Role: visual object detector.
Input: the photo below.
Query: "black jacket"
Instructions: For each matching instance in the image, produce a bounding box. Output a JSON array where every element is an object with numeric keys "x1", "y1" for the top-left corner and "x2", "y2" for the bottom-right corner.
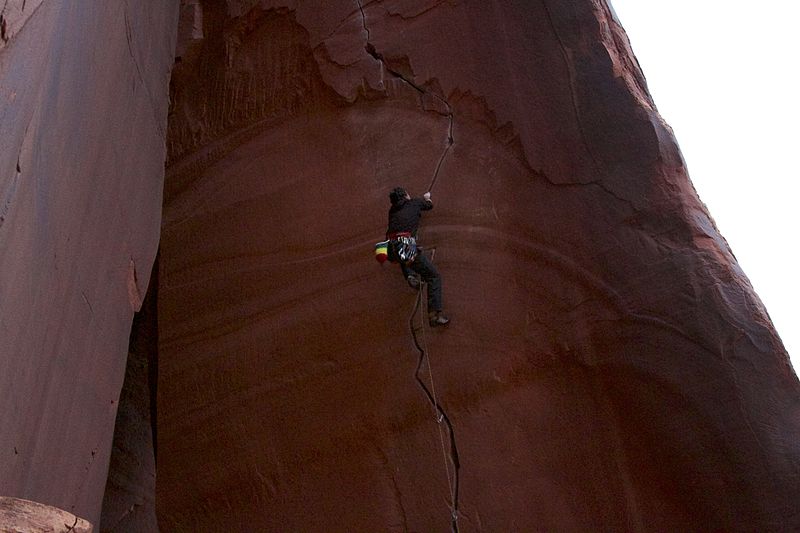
[{"x1": 386, "y1": 197, "x2": 433, "y2": 237}]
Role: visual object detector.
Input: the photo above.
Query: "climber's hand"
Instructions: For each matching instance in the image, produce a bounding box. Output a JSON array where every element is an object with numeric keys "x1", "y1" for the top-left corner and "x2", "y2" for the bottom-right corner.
[{"x1": 423, "y1": 191, "x2": 431, "y2": 201}]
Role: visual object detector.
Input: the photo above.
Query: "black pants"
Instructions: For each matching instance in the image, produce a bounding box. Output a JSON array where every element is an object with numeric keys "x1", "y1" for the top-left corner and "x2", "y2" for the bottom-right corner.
[{"x1": 400, "y1": 251, "x2": 443, "y2": 312}]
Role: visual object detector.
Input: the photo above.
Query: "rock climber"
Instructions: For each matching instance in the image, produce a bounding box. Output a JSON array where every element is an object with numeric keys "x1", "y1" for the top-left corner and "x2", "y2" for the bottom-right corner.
[{"x1": 386, "y1": 186, "x2": 450, "y2": 327}]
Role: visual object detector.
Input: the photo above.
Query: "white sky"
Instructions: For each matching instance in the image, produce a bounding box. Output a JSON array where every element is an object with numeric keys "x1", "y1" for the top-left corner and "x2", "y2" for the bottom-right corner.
[{"x1": 609, "y1": 1, "x2": 799, "y2": 370}]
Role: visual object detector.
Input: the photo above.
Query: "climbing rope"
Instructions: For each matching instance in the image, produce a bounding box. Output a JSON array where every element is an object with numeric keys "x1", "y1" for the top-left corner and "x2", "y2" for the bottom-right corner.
[
  {"x1": 360, "y1": 0, "x2": 457, "y2": 523},
  {"x1": 408, "y1": 249, "x2": 460, "y2": 531},
  {"x1": 427, "y1": 103, "x2": 454, "y2": 194},
  {"x1": 419, "y1": 294, "x2": 457, "y2": 524},
  {"x1": 418, "y1": 250, "x2": 443, "y2": 422}
]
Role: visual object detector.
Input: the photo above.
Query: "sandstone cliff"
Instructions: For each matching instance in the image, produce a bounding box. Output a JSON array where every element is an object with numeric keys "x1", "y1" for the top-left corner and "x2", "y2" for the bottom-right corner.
[
  {"x1": 157, "y1": 1, "x2": 799, "y2": 531},
  {"x1": 0, "y1": 0, "x2": 178, "y2": 526},
  {"x1": 1, "y1": 1, "x2": 798, "y2": 532}
]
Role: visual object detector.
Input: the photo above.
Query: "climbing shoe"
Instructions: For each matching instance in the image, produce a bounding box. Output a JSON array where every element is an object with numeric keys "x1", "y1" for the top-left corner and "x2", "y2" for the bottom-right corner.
[
  {"x1": 429, "y1": 311, "x2": 450, "y2": 327},
  {"x1": 407, "y1": 274, "x2": 421, "y2": 290}
]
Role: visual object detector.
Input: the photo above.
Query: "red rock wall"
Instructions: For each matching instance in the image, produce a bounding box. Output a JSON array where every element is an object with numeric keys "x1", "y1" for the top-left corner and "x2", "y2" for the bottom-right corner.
[
  {"x1": 0, "y1": 1, "x2": 178, "y2": 526},
  {"x1": 157, "y1": 1, "x2": 800, "y2": 531},
  {"x1": 100, "y1": 265, "x2": 159, "y2": 533}
]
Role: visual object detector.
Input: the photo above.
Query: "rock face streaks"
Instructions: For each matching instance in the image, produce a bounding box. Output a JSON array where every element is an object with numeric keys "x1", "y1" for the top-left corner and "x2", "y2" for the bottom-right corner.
[
  {"x1": 1, "y1": 0, "x2": 797, "y2": 531},
  {"x1": 0, "y1": 0, "x2": 178, "y2": 527},
  {"x1": 99, "y1": 269, "x2": 160, "y2": 533},
  {"x1": 0, "y1": 1, "x2": 45, "y2": 52},
  {"x1": 158, "y1": 1, "x2": 799, "y2": 531}
]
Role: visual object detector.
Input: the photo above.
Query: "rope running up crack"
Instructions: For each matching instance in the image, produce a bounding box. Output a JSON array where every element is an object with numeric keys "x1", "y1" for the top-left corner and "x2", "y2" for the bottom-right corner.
[
  {"x1": 408, "y1": 249, "x2": 461, "y2": 533},
  {"x1": 355, "y1": 2, "x2": 460, "y2": 527}
]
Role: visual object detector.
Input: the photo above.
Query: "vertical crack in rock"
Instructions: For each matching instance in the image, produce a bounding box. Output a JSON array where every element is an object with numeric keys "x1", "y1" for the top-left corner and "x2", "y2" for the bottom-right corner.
[
  {"x1": 357, "y1": 2, "x2": 460, "y2": 528},
  {"x1": 355, "y1": 0, "x2": 370, "y2": 42},
  {"x1": 409, "y1": 286, "x2": 461, "y2": 532},
  {"x1": 539, "y1": 0, "x2": 603, "y2": 178},
  {"x1": 80, "y1": 291, "x2": 94, "y2": 316},
  {"x1": 538, "y1": 0, "x2": 639, "y2": 212},
  {"x1": 356, "y1": 0, "x2": 455, "y2": 192},
  {"x1": 0, "y1": 161, "x2": 20, "y2": 228},
  {"x1": 429, "y1": 101, "x2": 454, "y2": 192},
  {"x1": 536, "y1": 1, "x2": 640, "y2": 215},
  {"x1": 2, "y1": 107, "x2": 36, "y2": 229},
  {"x1": 122, "y1": 0, "x2": 166, "y2": 139}
]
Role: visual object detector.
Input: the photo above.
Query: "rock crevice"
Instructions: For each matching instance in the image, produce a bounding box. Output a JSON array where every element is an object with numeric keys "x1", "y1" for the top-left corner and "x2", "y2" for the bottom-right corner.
[
  {"x1": 408, "y1": 282, "x2": 461, "y2": 532},
  {"x1": 356, "y1": 0, "x2": 454, "y2": 193}
]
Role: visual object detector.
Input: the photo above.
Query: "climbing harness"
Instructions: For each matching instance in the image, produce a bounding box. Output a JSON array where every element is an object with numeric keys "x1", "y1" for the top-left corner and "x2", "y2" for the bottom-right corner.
[
  {"x1": 375, "y1": 232, "x2": 420, "y2": 265},
  {"x1": 387, "y1": 231, "x2": 419, "y2": 264},
  {"x1": 394, "y1": 235, "x2": 418, "y2": 264}
]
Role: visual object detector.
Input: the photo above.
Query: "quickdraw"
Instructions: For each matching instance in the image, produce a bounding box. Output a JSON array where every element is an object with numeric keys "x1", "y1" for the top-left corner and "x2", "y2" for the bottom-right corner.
[{"x1": 392, "y1": 235, "x2": 418, "y2": 264}]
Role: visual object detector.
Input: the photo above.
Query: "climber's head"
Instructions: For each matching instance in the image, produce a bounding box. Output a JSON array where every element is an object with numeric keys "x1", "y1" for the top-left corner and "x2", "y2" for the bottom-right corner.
[{"x1": 389, "y1": 186, "x2": 410, "y2": 206}]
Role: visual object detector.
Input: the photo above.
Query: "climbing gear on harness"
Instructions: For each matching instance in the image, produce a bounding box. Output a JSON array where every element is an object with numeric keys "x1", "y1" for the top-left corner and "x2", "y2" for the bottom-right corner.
[
  {"x1": 374, "y1": 240, "x2": 389, "y2": 263},
  {"x1": 387, "y1": 231, "x2": 418, "y2": 264},
  {"x1": 407, "y1": 274, "x2": 421, "y2": 289},
  {"x1": 395, "y1": 235, "x2": 418, "y2": 263}
]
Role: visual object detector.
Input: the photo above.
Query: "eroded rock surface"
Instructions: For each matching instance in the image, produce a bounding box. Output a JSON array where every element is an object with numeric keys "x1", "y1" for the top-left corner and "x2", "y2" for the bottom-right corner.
[
  {"x1": 0, "y1": 1, "x2": 45, "y2": 52},
  {"x1": 158, "y1": 1, "x2": 799, "y2": 531},
  {"x1": 0, "y1": 497, "x2": 92, "y2": 533},
  {"x1": 1, "y1": 0, "x2": 797, "y2": 531}
]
